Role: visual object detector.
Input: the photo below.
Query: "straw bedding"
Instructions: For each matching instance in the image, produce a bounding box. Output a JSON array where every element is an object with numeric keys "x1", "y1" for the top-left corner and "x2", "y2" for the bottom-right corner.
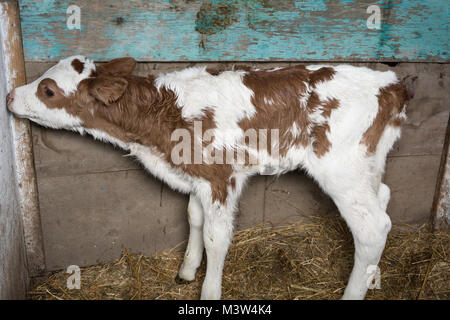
[{"x1": 29, "y1": 215, "x2": 449, "y2": 300}]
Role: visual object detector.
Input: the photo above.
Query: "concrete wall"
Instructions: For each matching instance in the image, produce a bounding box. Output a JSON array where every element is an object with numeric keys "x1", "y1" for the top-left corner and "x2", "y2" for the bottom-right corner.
[
  {"x1": 24, "y1": 61, "x2": 449, "y2": 272},
  {"x1": 0, "y1": 1, "x2": 28, "y2": 298}
]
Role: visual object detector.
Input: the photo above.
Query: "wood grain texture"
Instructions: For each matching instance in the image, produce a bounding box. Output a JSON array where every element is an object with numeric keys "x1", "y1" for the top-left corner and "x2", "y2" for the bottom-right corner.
[
  {"x1": 1, "y1": 0, "x2": 45, "y2": 278},
  {"x1": 432, "y1": 114, "x2": 450, "y2": 231},
  {"x1": 19, "y1": 0, "x2": 449, "y2": 62},
  {"x1": 0, "y1": 0, "x2": 29, "y2": 298}
]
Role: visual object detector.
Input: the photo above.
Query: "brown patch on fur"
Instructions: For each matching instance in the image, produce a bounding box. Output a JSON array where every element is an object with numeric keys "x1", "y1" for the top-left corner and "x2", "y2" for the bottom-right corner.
[
  {"x1": 311, "y1": 98, "x2": 340, "y2": 157},
  {"x1": 233, "y1": 65, "x2": 253, "y2": 72},
  {"x1": 321, "y1": 98, "x2": 339, "y2": 118},
  {"x1": 205, "y1": 66, "x2": 226, "y2": 76},
  {"x1": 361, "y1": 82, "x2": 409, "y2": 154},
  {"x1": 96, "y1": 57, "x2": 137, "y2": 76},
  {"x1": 206, "y1": 64, "x2": 253, "y2": 77},
  {"x1": 71, "y1": 59, "x2": 84, "y2": 74},
  {"x1": 89, "y1": 76, "x2": 128, "y2": 105},
  {"x1": 229, "y1": 177, "x2": 236, "y2": 192},
  {"x1": 238, "y1": 65, "x2": 309, "y2": 158},
  {"x1": 238, "y1": 65, "x2": 337, "y2": 159},
  {"x1": 390, "y1": 116, "x2": 404, "y2": 127},
  {"x1": 36, "y1": 78, "x2": 71, "y2": 109},
  {"x1": 311, "y1": 124, "x2": 331, "y2": 157},
  {"x1": 309, "y1": 67, "x2": 335, "y2": 88}
]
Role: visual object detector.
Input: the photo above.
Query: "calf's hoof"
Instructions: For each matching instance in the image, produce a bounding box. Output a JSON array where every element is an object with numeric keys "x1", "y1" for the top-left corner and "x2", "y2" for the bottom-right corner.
[{"x1": 175, "y1": 274, "x2": 192, "y2": 284}]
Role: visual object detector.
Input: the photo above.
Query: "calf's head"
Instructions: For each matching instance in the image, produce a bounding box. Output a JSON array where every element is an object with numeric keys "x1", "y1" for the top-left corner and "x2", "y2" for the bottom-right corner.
[{"x1": 6, "y1": 55, "x2": 137, "y2": 130}]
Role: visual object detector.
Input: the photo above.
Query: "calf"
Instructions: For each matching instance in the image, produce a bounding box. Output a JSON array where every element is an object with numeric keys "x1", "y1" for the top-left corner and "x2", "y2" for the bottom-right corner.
[{"x1": 7, "y1": 56, "x2": 410, "y2": 299}]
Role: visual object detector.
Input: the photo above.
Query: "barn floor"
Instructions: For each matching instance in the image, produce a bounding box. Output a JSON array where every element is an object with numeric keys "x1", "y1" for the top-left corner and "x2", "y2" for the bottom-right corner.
[{"x1": 28, "y1": 215, "x2": 449, "y2": 300}]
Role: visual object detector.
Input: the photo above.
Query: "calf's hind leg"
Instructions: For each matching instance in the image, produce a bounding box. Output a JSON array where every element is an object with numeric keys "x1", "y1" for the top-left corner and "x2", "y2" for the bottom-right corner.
[
  {"x1": 313, "y1": 161, "x2": 392, "y2": 300},
  {"x1": 377, "y1": 183, "x2": 390, "y2": 212},
  {"x1": 335, "y1": 190, "x2": 391, "y2": 299}
]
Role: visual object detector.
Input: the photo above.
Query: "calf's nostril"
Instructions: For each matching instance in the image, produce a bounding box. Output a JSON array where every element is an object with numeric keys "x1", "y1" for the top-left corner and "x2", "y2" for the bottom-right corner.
[
  {"x1": 6, "y1": 92, "x2": 14, "y2": 109},
  {"x1": 6, "y1": 92, "x2": 13, "y2": 104}
]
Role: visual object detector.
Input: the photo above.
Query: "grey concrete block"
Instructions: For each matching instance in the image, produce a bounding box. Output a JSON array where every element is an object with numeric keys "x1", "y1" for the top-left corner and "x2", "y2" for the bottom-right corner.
[
  {"x1": 264, "y1": 171, "x2": 337, "y2": 225},
  {"x1": 235, "y1": 175, "x2": 265, "y2": 230},
  {"x1": 38, "y1": 170, "x2": 188, "y2": 270},
  {"x1": 385, "y1": 155, "x2": 442, "y2": 224}
]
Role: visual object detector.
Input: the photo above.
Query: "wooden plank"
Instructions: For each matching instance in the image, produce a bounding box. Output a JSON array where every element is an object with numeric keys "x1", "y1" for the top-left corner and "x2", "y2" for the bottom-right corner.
[
  {"x1": 19, "y1": 0, "x2": 448, "y2": 62},
  {"x1": 1, "y1": 0, "x2": 45, "y2": 286},
  {"x1": 0, "y1": 0, "x2": 28, "y2": 298},
  {"x1": 38, "y1": 169, "x2": 188, "y2": 271},
  {"x1": 235, "y1": 175, "x2": 265, "y2": 229},
  {"x1": 264, "y1": 170, "x2": 337, "y2": 225},
  {"x1": 432, "y1": 114, "x2": 450, "y2": 231}
]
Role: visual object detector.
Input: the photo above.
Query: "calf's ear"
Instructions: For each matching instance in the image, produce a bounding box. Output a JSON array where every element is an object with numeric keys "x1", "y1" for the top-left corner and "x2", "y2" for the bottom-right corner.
[
  {"x1": 88, "y1": 76, "x2": 128, "y2": 105},
  {"x1": 96, "y1": 57, "x2": 136, "y2": 76}
]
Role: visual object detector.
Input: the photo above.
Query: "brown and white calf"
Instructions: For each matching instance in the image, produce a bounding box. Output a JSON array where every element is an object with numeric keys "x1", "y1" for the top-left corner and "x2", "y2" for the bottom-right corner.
[{"x1": 7, "y1": 56, "x2": 410, "y2": 299}]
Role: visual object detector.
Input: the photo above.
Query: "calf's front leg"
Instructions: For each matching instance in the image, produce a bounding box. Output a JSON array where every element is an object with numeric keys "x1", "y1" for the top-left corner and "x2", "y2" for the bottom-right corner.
[
  {"x1": 200, "y1": 200, "x2": 235, "y2": 300},
  {"x1": 177, "y1": 194, "x2": 204, "y2": 282}
]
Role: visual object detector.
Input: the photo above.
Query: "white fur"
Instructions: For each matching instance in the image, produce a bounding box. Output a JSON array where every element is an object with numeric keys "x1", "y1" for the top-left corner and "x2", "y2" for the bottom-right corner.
[
  {"x1": 9, "y1": 57, "x2": 405, "y2": 300},
  {"x1": 290, "y1": 122, "x2": 300, "y2": 139},
  {"x1": 178, "y1": 194, "x2": 204, "y2": 281}
]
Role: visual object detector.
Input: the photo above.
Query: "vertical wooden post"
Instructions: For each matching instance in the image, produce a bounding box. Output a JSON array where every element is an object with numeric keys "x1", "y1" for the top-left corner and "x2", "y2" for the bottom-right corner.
[
  {"x1": 0, "y1": 0, "x2": 45, "y2": 276},
  {"x1": 432, "y1": 114, "x2": 450, "y2": 231}
]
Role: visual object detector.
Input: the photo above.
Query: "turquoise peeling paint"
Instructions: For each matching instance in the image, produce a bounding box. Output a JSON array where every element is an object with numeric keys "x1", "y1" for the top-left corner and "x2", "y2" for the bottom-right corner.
[{"x1": 18, "y1": 0, "x2": 449, "y2": 62}]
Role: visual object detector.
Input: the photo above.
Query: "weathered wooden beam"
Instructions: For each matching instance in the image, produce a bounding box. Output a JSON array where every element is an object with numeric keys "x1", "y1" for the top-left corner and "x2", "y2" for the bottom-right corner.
[
  {"x1": 1, "y1": 0, "x2": 46, "y2": 276},
  {"x1": 432, "y1": 114, "x2": 450, "y2": 231},
  {"x1": 18, "y1": 0, "x2": 448, "y2": 62}
]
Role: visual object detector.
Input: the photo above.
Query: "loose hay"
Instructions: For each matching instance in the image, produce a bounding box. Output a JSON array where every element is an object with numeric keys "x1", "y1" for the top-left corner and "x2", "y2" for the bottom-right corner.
[{"x1": 29, "y1": 215, "x2": 449, "y2": 300}]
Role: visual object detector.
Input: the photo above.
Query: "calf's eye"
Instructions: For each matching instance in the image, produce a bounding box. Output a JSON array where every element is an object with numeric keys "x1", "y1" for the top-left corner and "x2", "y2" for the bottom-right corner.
[{"x1": 44, "y1": 87, "x2": 54, "y2": 97}]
